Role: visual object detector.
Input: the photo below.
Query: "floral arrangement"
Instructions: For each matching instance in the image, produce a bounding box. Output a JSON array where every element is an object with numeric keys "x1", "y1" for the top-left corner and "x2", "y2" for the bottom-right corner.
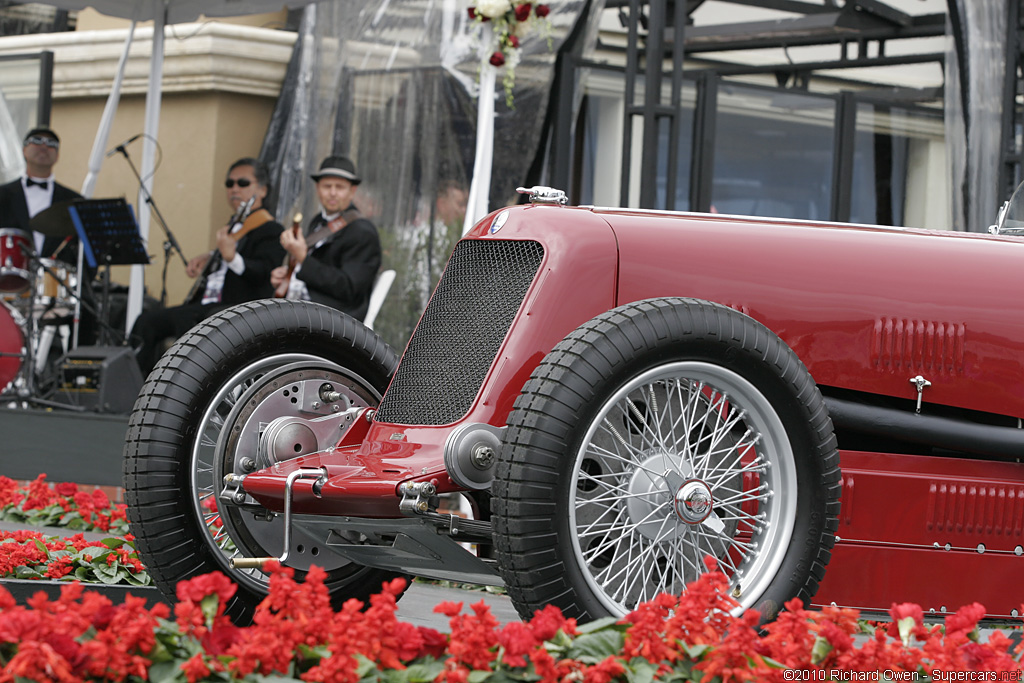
[
  {"x1": 467, "y1": 0, "x2": 552, "y2": 106},
  {"x1": 0, "y1": 558, "x2": 1023, "y2": 683},
  {"x1": 0, "y1": 475, "x2": 129, "y2": 536},
  {"x1": 0, "y1": 529, "x2": 149, "y2": 585}
]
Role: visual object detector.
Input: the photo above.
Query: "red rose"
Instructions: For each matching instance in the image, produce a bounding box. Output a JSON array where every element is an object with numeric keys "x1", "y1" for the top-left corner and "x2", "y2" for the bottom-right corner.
[
  {"x1": 514, "y1": 3, "x2": 532, "y2": 21},
  {"x1": 509, "y1": 35, "x2": 520, "y2": 48},
  {"x1": 489, "y1": 51, "x2": 506, "y2": 67},
  {"x1": 467, "y1": 6, "x2": 477, "y2": 19},
  {"x1": 536, "y1": 3, "x2": 550, "y2": 17}
]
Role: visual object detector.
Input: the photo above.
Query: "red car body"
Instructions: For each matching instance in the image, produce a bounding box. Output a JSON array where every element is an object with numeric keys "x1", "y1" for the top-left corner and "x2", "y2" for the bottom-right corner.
[
  {"x1": 125, "y1": 192, "x2": 1024, "y2": 623},
  {"x1": 238, "y1": 204, "x2": 1024, "y2": 619}
]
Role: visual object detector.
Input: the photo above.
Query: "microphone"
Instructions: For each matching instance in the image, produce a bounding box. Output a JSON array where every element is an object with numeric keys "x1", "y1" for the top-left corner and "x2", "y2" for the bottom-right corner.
[{"x1": 105, "y1": 133, "x2": 143, "y2": 158}]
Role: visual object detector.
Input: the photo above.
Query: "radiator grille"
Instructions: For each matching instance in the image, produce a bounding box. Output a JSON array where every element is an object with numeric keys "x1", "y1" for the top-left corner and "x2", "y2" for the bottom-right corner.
[{"x1": 375, "y1": 239, "x2": 545, "y2": 426}]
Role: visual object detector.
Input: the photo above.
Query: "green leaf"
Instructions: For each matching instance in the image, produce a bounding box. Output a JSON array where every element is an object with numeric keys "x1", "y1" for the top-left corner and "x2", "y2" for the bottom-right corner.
[
  {"x1": 680, "y1": 643, "x2": 711, "y2": 660},
  {"x1": 467, "y1": 670, "x2": 492, "y2": 683},
  {"x1": 625, "y1": 659, "x2": 658, "y2": 683},
  {"x1": 16, "y1": 568, "x2": 45, "y2": 580},
  {"x1": 200, "y1": 593, "x2": 221, "y2": 623},
  {"x1": 145, "y1": 660, "x2": 182, "y2": 683},
  {"x1": 810, "y1": 635, "x2": 833, "y2": 666},
  {"x1": 355, "y1": 654, "x2": 379, "y2": 679},
  {"x1": 401, "y1": 661, "x2": 446, "y2": 683},
  {"x1": 575, "y1": 617, "x2": 623, "y2": 634},
  {"x1": 564, "y1": 630, "x2": 626, "y2": 662}
]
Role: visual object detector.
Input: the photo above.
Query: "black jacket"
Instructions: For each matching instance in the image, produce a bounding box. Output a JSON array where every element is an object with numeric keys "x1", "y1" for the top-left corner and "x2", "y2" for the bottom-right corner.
[
  {"x1": 297, "y1": 208, "x2": 381, "y2": 320},
  {"x1": 0, "y1": 177, "x2": 84, "y2": 265},
  {"x1": 216, "y1": 219, "x2": 287, "y2": 306}
]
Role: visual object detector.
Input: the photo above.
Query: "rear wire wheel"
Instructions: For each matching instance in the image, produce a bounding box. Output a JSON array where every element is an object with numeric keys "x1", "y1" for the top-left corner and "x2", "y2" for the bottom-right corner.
[
  {"x1": 491, "y1": 298, "x2": 841, "y2": 622},
  {"x1": 123, "y1": 300, "x2": 404, "y2": 622}
]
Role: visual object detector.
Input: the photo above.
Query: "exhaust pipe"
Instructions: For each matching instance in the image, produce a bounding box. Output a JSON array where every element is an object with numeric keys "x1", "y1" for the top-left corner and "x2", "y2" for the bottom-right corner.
[{"x1": 824, "y1": 396, "x2": 1024, "y2": 462}]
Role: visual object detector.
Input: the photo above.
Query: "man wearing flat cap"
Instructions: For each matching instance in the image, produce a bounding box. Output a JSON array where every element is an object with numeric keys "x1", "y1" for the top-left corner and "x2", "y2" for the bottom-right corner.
[{"x1": 271, "y1": 155, "x2": 381, "y2": 321}]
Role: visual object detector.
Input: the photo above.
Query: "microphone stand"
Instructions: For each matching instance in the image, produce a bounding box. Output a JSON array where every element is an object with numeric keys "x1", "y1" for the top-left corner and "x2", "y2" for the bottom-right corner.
[{"x1": 112, "y1": 143, "x2": 187, "y2": 306}]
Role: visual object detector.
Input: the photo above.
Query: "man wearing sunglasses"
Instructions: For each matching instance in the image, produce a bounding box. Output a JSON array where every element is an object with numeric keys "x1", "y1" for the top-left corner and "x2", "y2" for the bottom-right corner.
[
  {"x1": 0, "y1": 127, "x2": 83, "y2": 261},
  {"x1": 129, "y1": 157, "x2": 286, "y2": 375},
  {"x1": 0, "y1": 127, "x2": 99, "y2": 348}
]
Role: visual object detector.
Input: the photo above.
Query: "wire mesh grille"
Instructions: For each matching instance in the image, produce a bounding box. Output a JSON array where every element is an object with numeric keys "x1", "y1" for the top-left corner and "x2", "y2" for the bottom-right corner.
[{"x1": 375, "y1": 239, "x2": 545, "y2": 425}]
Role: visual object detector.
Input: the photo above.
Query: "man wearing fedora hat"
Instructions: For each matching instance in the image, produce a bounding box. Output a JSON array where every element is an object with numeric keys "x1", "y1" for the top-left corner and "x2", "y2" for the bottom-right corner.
[{"x1": 271, "y1": 155, "x2": 381, "y2": 321}]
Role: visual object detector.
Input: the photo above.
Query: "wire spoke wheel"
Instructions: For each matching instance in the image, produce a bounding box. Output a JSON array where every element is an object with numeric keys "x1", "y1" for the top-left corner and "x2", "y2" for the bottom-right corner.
[
  {"x1": 492, "y1": 298, "x2": 840, "y2": 623},
  {"x1": 570, "y1": 362, "x2": 796, "y2": 614},
  {"x1": 124, "y1": 300, "x2": 405, "y2": 621},
  {"x1": 190, "y1": 354, "x2": 376, "y2": 594}
]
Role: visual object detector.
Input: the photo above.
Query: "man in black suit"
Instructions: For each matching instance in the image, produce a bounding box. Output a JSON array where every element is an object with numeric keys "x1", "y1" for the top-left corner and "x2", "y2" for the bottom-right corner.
[
  {"x1": 129, "y1": 157, "x2": 286, "y2": 375},
  {"x1": 0, "y1": 127, "x2": 97, "y2": 346},
  {"x1": 0, "y1": 128, "x2": 82, "y2": 258},
  {"x1": 270, "y1": 155, "x2": 381, "y2": 321}
]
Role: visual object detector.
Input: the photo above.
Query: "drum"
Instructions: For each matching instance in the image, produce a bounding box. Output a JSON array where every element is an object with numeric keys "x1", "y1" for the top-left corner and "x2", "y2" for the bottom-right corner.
[
  {"x1": 0, "y1": 301, "x2": 24, "y2": 392},
  {"x1": 0, "y1": 229, "x2": 32, "y2": 294},
  {"x1": 35, "y1": 258, "x2": 78, "y2": 315}
]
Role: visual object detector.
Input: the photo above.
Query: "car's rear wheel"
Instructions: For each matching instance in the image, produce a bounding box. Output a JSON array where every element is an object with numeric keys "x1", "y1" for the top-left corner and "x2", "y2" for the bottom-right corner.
[
  {"x1": 123, "y1": 299, "x2": 405, "y2": 622},
  {"x1": 491, "y1": 298, "x2": 841, "y2": 622}
]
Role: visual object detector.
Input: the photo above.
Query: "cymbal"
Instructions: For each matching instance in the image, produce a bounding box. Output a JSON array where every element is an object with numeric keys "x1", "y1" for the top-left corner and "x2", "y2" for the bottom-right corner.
[{"x1": 29, "y1": 199, "x2": 81, "y2": 238}]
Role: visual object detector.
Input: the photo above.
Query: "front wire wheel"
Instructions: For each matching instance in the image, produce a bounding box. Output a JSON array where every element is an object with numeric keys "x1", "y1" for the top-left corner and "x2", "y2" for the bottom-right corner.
[
  {"x1": 124, "y1": 300, "x2": 403, "y2": 621},
  {"x1": 491, "y1": 298, "x2": 841, "y2": 622}
]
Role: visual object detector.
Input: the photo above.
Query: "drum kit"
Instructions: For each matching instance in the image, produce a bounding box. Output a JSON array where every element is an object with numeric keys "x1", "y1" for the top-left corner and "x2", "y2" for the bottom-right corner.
[{"x1": 0, "y1": 206, "x2": 85, "y2": 404}]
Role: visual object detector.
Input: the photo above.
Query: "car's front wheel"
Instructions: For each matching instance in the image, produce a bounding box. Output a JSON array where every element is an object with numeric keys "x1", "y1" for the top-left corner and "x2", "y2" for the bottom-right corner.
[
  {"x1": 123, "y1": 299, "x2": 405, "y2": 622},
  {"x1": 491, "y1": 298, "x2": 841, "y2": 622}
]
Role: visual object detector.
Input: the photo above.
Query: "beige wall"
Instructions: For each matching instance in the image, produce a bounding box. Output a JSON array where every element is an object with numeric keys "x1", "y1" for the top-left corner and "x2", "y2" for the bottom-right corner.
[
  {"x1": 51, "y1": 91, "x2": 277, "y2": 301},
  {"x1": 74, "y1": 8, "x2": 290, "y2": 31}
]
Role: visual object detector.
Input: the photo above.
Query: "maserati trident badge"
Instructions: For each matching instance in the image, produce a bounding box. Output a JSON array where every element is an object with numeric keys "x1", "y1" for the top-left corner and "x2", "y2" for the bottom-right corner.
[{"x1": 490, "y1": 209, "x2": 510, "y2": 234}]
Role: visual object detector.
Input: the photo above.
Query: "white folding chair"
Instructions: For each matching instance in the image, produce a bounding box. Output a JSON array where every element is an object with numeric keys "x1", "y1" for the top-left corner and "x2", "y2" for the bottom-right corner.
[{"x1": 363, "y1": 269, "x2": 395, "y2": 330}]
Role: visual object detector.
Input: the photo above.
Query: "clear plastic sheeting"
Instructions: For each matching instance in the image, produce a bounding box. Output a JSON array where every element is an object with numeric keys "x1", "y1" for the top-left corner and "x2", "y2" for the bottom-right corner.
[
  {"x1": 261, "y1": 0, "x2": 587, "y2": 349},
  {"x1": 945, "y1": 0, "x2": 1006, "y2": 232},
  {"x1": 0, "y1": 89, "x2": 25, "y2": 184}
]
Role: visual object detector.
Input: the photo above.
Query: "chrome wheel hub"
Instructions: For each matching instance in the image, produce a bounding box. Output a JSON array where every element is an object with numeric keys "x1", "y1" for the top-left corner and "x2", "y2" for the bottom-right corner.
[{"x1": 675, "y1": 479, "x2": 714, "y2": 524}]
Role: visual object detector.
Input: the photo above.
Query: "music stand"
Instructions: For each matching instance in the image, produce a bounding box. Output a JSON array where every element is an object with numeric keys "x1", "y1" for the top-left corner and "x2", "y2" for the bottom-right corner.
[{"x1": 67, "y1": 199, "x2": 150, "y2": 346}]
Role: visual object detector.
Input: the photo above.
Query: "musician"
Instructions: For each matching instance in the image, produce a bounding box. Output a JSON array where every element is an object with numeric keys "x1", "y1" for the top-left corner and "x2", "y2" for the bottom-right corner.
[
  {"x1": 130, "y1": 157, "x2": 286, "y2": 375},
  {"x1": 270, "y1": 155, "x2": 381, "y2": 320},
  {"x1": 0, "y1": 128, "x2": 82, "y2": 256},
  {"x1": 0, "y1": 127, "x2": 97, "y2": 346}
]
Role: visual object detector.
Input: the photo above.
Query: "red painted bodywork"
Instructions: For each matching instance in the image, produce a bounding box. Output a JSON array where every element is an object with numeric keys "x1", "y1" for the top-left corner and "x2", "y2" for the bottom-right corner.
[{"x1": 241, "y1": 205, "x2": 1024, "y2": 617}]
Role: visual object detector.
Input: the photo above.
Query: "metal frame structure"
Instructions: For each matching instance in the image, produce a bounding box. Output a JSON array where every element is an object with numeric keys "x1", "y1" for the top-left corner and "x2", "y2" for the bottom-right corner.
[
  {"x1": 0, "y1": 50, "x2": 54, "y2": 128},
  {"x1": 544, "y1": 0, "x2": 1024, "y2": 228}
]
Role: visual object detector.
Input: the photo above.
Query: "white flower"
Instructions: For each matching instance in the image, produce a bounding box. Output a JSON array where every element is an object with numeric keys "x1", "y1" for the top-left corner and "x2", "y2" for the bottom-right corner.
[{"x1": 475, "y1": 0, "x2": 512, "y2": 19}]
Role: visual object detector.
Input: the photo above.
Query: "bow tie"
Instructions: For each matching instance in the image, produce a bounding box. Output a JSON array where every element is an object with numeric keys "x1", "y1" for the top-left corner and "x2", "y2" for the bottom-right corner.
[{"x1": 25, "y1": 178, "x2": 49, "y2": 189}]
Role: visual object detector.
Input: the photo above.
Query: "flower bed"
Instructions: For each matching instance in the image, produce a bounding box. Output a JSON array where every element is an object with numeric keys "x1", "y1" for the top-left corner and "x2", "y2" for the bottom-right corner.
[
  {"x1": 0, "y1": 475, "x2": 128, "y2": 536},
  {"x1": 0, "y1": 558, "x2": 1021, "y2": 683},
  {"x1": 0, "y1": 529, "x2": 149, "y2": 586},
  {"x1": 0, "y1": 476, "x2": 147, "y2": 587}
]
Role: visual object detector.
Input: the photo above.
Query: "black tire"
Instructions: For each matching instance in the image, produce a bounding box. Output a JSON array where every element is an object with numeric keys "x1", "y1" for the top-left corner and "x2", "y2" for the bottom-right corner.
[
  {"x1": 123, "y1": 299, "x2": 404, "y2": 622},
  {"x1": 491, "y1": 298, "x2": 841, "y2": 622}
]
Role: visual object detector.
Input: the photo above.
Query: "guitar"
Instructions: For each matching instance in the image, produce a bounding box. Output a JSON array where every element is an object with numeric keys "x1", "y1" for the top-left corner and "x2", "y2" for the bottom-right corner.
[
  {"x1": 271, "y1": 207, "x2": 362, "y2": 299},
  {"x1": 273, "y1": 212, "x2": 304, "y2": 298},
  {"x1": 183, "y1": 196, "x2": 257, "y2": 305}
]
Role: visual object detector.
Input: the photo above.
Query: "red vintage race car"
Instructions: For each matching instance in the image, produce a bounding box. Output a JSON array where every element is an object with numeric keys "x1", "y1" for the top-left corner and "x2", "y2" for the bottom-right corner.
[{"x1": 124, "y1": 185, "x2": 1024, "y2": 624}]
